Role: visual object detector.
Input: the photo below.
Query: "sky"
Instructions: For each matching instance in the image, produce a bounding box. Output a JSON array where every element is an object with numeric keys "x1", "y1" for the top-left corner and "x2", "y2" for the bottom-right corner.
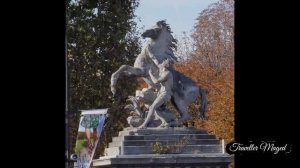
[{"x1": 134, "y1": 0, "x2": 219, "y2": 38}]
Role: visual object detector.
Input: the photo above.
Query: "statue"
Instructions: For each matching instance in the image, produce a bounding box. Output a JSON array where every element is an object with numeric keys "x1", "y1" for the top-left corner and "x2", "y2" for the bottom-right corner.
[
  {"x1": 138, "y1": 59, "x2": 174, "y2": 128},
  {"x1": 111, "y1": 20, "x2": 207, "y2": 127}
]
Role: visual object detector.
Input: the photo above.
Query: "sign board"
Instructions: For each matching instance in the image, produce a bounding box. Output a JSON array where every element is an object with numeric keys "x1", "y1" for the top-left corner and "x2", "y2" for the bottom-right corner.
[{"x1": 74, "y1": 108, "x2": 108, "y2": 168}]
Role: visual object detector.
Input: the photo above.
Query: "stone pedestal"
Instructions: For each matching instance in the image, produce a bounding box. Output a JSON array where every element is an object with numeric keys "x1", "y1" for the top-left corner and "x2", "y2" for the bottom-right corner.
[{"x1": 93, "y1": 127, "x2": 233, "y2": 168}]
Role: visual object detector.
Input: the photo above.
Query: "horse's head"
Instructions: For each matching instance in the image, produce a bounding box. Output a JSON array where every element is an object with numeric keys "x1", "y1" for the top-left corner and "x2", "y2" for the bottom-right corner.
[
  {"x1": 141, "y1": 20, "x2": 178, "y2": 62},
  {"x1": 141, "y1": 21, "x2": 163, "y2": 39},
  {"x1": 141, "y1": 20, "x2": 176, "y2": 42},
  {"x1": 141, "y1": 28, "x2": 160, "y2": 39}
]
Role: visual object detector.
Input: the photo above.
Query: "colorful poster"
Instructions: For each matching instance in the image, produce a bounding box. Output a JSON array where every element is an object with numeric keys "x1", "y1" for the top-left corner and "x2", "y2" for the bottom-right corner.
[{"x1": 74, "y1": 109, "x2": 108, "y2": 168}]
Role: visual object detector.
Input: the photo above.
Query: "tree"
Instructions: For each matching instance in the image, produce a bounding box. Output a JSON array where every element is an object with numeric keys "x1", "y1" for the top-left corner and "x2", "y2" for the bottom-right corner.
[
  {"x1": 174, "y1": 0, "x2": 234, "y2": 144},
  {"x1": 66, "y1": 0, "x2": 141, "y2": 158},
  {"x1": 192, "y1": 0, "x2": 234, "y2": 72},
  {"x1": 174, "y1": 59, "x2": 234, "y2": 143},
  {"x1": 174, "y1": 31, "x2": 195, "y2": 61}
]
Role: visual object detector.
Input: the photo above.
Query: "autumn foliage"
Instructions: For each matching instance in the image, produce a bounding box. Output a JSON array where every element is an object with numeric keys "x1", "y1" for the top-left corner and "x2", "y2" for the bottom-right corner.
[
  {"x1": 180, "y1": 0, "x2": 234, "y2": 143},
  {"x1": 174, "y1": 61, "x2": 234, "y2": 143}
]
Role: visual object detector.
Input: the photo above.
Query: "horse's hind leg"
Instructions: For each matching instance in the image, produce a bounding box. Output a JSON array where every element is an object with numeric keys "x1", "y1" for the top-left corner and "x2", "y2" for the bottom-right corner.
[
  {"x1": 169, "y1": 97, "x2": 190, "y2": 126},
  {"x1": 177, "y1": 103, "x2": 190, "y2": 124}
]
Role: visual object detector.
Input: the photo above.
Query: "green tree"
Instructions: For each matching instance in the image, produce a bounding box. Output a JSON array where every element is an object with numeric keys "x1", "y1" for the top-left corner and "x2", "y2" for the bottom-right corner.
[{"x1": 66, "y1": 0, "x2": 141, "y2": 158}]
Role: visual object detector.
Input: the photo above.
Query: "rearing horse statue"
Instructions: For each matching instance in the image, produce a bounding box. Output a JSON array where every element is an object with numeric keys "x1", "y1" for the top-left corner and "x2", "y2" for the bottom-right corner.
[{"x1": 111, "y1": 20, "x2": 207, "y2": 126}]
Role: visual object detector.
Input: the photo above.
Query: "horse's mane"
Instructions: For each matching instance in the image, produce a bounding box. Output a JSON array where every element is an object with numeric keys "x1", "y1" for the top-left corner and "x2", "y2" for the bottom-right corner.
[{"x1": 156, "y1": 20, "x2": 178, "y2": 62}]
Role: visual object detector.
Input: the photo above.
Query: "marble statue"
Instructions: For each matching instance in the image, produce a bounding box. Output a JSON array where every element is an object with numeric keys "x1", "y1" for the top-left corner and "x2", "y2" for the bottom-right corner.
[{"x1": 111, "y1": 20, "x2": 207, "y2": 128}]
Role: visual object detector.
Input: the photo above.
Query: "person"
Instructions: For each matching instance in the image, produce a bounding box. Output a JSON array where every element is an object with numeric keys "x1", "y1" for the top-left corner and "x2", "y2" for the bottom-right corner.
[
  {"x1": 138, "y1": 59, "x2": 173, "y2": 128},
  {"x1": 80, "y1": 114, "x2": 99, "y2": 154}
]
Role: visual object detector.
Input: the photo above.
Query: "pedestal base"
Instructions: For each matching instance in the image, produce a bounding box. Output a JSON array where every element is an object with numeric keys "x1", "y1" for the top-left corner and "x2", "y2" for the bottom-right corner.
[{"x1": 93, "y1": 127, "x2": 233, "y2": 168}]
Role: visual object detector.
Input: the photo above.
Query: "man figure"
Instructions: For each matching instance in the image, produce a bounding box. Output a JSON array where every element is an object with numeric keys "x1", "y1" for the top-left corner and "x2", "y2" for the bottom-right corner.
[{"x1": 138, "y1": 59, "x2": 173, "y2": 128}]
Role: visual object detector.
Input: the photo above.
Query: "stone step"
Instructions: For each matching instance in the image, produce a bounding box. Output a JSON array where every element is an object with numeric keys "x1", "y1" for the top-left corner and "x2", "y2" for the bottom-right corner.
[
  {"x1": 119, "y1": 128, "x2": 208, "y2": 136},
  {"x1": 104, "y1": 146, "x2": 121, "y2": 156},
  {"x1": 100, "y1": 128, "x2": 233, "y2": 167},
  {"x1": 94, "y1": 154, "x2": 234, "y2": 167},
  {"x1": 109, "y1": 139, "x2": 220, "y2": 147},
  {"x1": 123, "y1": 145, "x2": 222, "y2": 155},
  {"x1": 105, "y1": 145, "x2": 223, "y2": 156},
  {"x1": 136, "y1": 128, "x2": 208, "y2": 135},
  {"x1": 113, "y1": 134, "x2": 216, "y2": 142}
]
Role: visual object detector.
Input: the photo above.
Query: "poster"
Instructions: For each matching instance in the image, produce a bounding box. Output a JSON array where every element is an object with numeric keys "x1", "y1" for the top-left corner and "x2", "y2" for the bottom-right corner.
[{"x1": 74, "y1": 109, "x2": 108, "y2": 168}]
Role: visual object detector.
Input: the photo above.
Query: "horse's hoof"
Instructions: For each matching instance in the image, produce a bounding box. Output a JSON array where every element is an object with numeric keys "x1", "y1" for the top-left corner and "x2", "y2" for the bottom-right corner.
[
  {"x1": 138, "y1": 125, "x2": 146, "y2": 129},
  {"x1": 200, "y1": 115, "x2": 206, "y2": 120},
  {"x1": 158, "y1": 122, "x2": 169, "y2": 128},
  {"x1": 168, "y1": 121, "x2": 178, "y2": 127}
]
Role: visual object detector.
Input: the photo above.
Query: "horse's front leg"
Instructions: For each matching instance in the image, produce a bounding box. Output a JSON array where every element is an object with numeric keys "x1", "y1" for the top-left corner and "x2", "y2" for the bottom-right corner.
[{"x1": 110, "y1": 65, "x2": 145, "y2": 95}]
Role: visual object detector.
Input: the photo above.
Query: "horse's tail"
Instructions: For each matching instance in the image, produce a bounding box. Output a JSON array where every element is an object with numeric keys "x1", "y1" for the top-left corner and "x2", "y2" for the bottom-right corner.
[{"x1": 199, "y1": 87, "x2": 207, "y2": 120}]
